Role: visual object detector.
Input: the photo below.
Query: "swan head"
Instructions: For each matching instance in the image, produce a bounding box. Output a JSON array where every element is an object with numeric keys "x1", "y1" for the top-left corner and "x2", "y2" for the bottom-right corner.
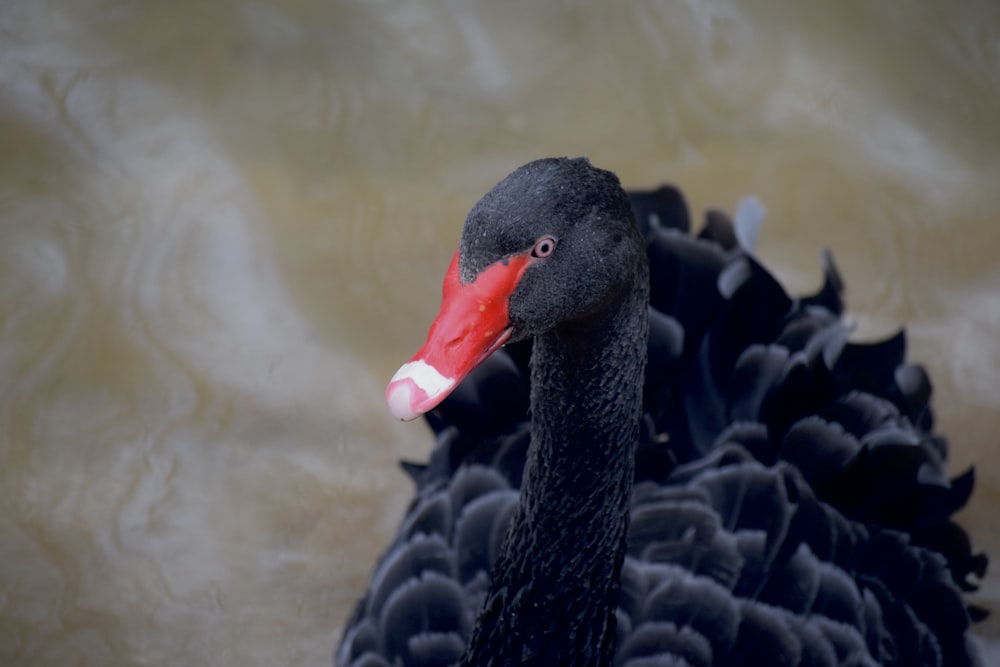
[{"x1": 387, "y1": 157, "x2": 643, "y2": 421}]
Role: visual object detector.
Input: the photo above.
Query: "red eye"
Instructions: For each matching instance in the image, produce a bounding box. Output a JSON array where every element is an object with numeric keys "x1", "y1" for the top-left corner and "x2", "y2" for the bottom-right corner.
[{"x1": 531, "y1": 236, "x2": 557, "y2": 258}]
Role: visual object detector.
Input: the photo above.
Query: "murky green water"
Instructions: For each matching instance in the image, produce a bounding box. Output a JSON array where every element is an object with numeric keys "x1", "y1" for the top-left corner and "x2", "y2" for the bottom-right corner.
[{"x1": 1, "y1": 1, "x2": 998, "y2": 664}]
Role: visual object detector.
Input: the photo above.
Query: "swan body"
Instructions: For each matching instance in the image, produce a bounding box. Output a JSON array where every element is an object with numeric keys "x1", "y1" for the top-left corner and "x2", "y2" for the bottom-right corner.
[{"x1": 336, "y1": 158, "x2": 986, "y2": 667}]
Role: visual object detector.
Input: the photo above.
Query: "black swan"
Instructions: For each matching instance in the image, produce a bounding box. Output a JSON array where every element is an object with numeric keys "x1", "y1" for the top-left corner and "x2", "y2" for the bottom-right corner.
[{"x1": 337, "y1": 157, "x2": 987, "y2": 666}]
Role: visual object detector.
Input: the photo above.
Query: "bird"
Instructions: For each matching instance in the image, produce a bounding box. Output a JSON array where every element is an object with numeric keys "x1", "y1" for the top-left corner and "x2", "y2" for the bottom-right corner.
[{"x1": 335, "y1": 157, "x2": 987, "y2": 667}]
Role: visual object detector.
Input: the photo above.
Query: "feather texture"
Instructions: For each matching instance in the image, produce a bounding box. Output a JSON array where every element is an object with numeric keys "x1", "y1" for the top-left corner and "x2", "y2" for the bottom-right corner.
[{"x1": 337, "y1": 175, "x2": 985, "y2": 667}]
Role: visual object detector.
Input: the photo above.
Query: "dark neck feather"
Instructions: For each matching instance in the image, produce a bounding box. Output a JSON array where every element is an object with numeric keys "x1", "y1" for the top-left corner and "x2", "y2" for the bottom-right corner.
[{"x1": 460, "y1": 261, "x2": 649, "y2": 667}]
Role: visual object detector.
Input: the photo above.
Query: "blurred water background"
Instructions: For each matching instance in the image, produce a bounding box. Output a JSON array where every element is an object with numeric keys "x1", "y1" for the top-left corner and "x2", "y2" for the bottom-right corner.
[{"x1": 1, "y1": 1, "x2": 998, "y2": 664}]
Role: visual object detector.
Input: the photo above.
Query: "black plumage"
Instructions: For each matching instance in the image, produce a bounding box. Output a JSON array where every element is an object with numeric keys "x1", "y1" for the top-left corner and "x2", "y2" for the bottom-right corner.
[{"x1": 336, "y1": 158, "x2": 986, "y2": 667}]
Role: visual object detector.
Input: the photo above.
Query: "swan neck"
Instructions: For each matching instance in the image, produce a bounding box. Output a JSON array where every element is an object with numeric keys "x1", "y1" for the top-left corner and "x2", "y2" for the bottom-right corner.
[{"x1": 461, "y1": 261, "x2": 649, "y2": 667}]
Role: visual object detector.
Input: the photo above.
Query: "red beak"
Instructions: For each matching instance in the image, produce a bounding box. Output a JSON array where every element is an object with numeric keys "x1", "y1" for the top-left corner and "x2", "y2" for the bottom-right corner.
[{"x1": 386, "y1": 248, "x2": 533, "y2": 421}]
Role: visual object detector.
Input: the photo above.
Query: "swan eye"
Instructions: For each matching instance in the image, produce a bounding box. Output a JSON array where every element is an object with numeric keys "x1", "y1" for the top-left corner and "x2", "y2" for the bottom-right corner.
[{"x1": 531, "y1": 236, "x2": 557, "y2": 259}]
